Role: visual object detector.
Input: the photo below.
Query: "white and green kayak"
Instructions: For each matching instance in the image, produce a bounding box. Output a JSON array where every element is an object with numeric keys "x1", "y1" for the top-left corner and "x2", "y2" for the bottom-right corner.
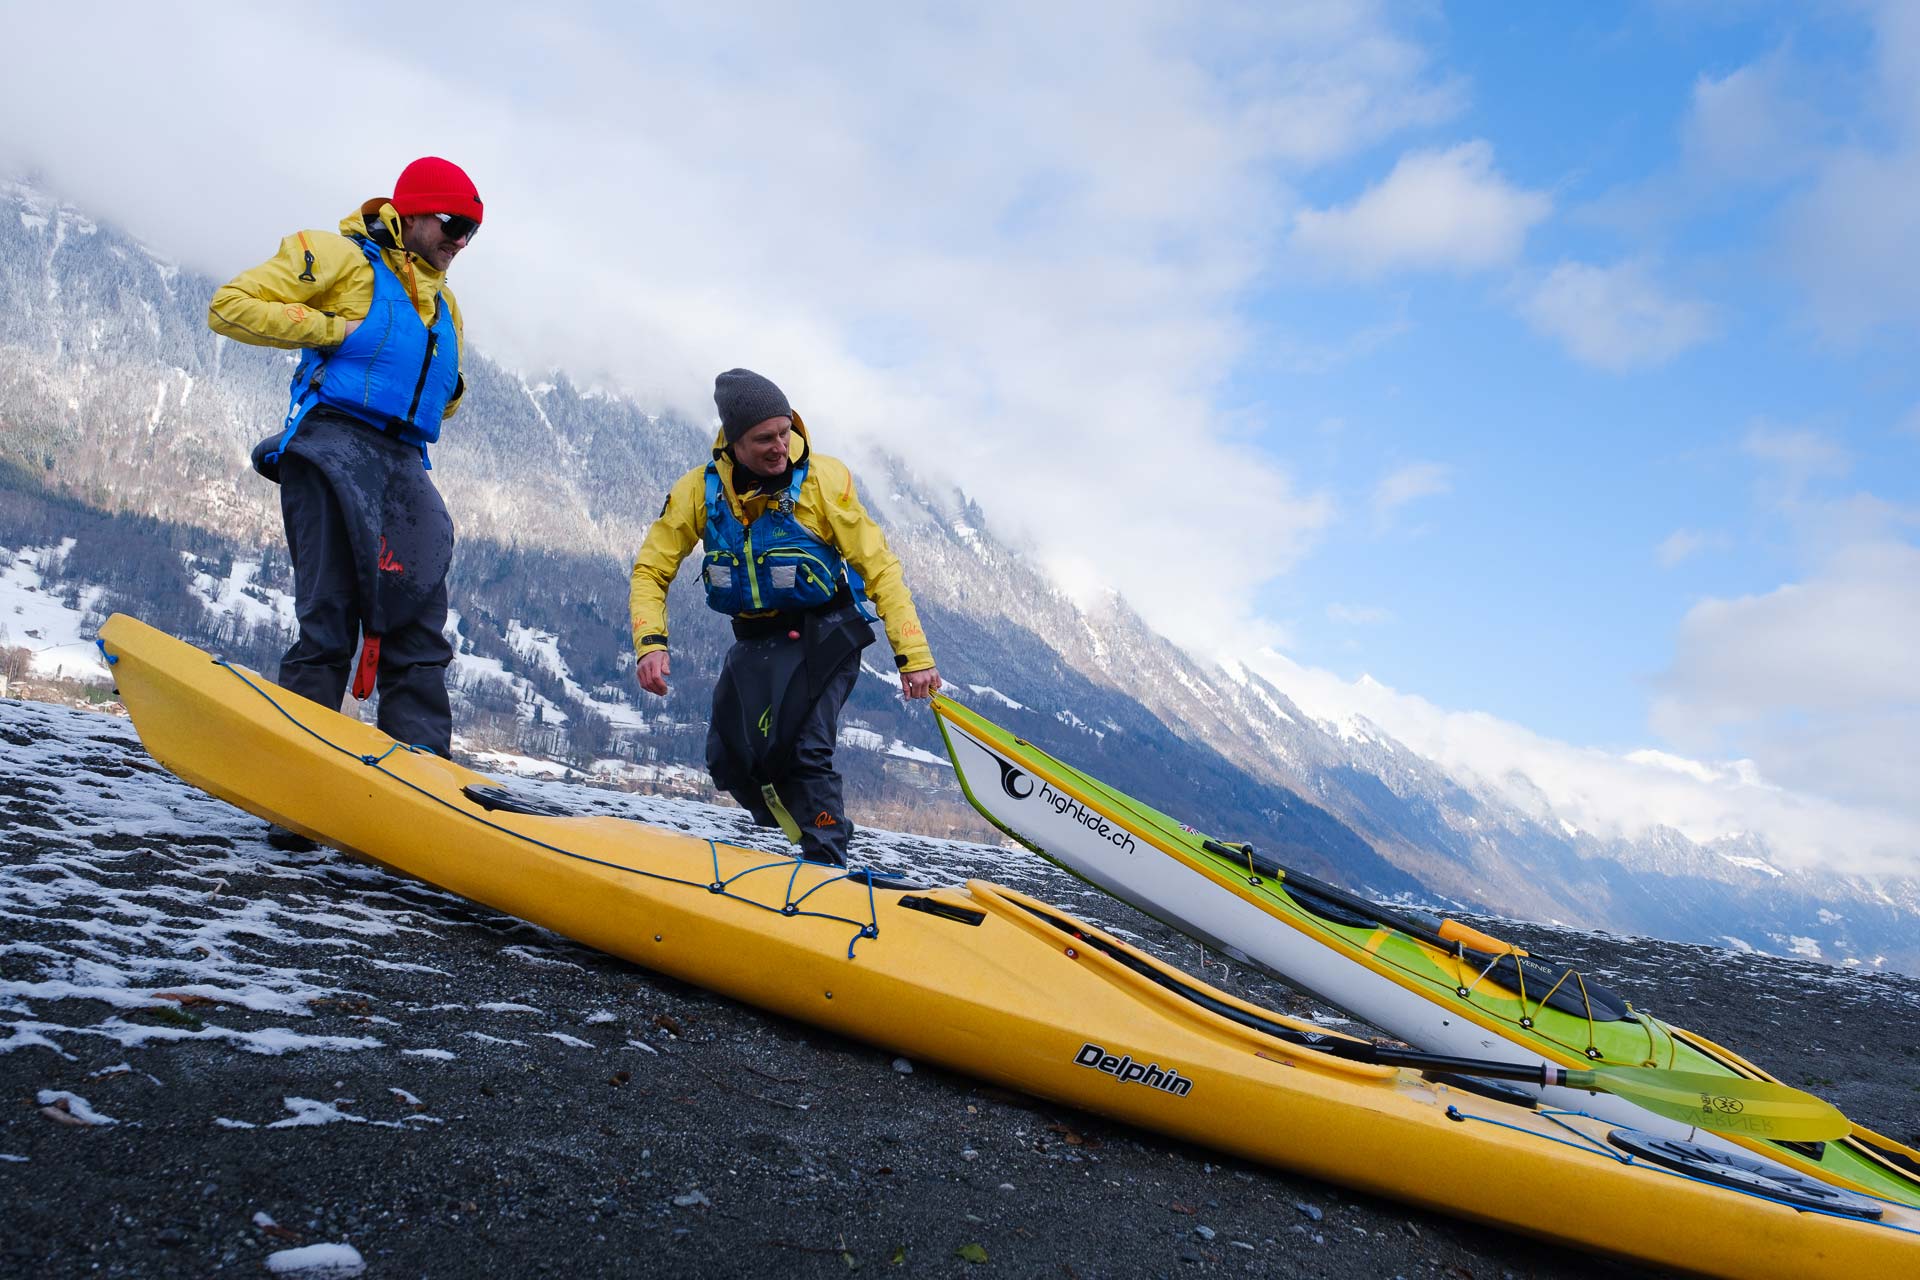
[{"x1": 931, "y1": 693, "x2": 1920, "y2": 1209}]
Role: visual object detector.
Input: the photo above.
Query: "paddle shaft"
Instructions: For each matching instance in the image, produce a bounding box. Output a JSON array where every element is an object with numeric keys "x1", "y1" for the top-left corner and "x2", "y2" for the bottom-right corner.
[
  {"x1": 1285, "y1": 1030, "x2": 1577, "y2": 1086},
  {"x1": 1199, "y1": 839, "x2": 1454, "y2": 950}
]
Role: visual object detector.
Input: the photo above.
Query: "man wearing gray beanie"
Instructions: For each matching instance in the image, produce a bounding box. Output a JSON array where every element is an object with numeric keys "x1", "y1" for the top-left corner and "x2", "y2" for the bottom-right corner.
[{"x1": 627, "y1": 369, "x2": 941, "y2": 864}]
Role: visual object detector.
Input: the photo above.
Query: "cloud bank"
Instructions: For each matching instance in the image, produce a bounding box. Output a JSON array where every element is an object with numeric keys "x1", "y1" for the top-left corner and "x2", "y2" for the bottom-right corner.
[{"x1": 0, "y1": 0, "x2": 1467, "y2": 655}]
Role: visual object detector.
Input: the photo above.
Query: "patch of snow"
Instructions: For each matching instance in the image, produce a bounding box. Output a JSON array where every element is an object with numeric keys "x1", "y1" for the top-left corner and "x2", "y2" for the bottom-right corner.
[
  {"x1": 37, "y1": 1089, "x2": 117, "y2": 1125},
  {"x1": 965, "y1": 684, "x2": 1025, "y2": 711},
  {"x1": 586, "y1": 758, "x2": 708, "y2": 789},
  {"x1": 1720, "y1": 854, "x2": 1784, "y2": 879},
  {"x1": 463, "y1": 749, "x2": 572, "y2": 780},
  {"x1": 266, "y1": 1242, "x2": 367, "y2": 1276},
  {"x1": 0, "y1": 541, "x2": 113, "y2": 681},
  {"x1": 185, "y1": 556, "x2": 294, "y2": 632},
  {"x1": 1054, "y1": 708, "x2": 1105, "y2": 741},
  {"x1": 501, "y1": 618, "x2": 646, "y2": 730},
  {"x1": 860, "y1": 659, "x2": 903, "y2": 687},
  {"x1": 838, "y1": 725, "x2": 951, "y2": 766},
  {"x1": 448, "y1": 648, "x2": 570, "y2": 726},
  {"x1": 266, "y1": 1096, "x2": 441, "y2": 1129}
]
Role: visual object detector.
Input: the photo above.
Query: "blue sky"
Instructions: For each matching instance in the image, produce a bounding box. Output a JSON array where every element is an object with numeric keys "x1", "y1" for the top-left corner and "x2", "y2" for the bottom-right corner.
[
  {"x1": 1241, "y1": 4, "x2": 1917, "y2": 747},
  {"x1": 1, "y1": 1, "x2": 1915, "y2": 874}
]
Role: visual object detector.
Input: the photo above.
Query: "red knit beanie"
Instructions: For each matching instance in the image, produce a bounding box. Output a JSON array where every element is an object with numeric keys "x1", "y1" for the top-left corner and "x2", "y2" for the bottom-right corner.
[{"x1": 391, "y1": 157, "x2": 483, "y2": 222}]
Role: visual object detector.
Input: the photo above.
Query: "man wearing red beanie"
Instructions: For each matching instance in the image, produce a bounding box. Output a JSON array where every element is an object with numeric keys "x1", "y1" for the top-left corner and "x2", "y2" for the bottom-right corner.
[{"x1": 208, "y1": 158, "x2": 484, "y2": 803}]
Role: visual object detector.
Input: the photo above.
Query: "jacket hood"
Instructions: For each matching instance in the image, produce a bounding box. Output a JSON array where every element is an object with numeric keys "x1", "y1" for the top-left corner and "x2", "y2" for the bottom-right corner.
[{"x1": 341, "y1": 200, "x2": 448, "y2": 285}]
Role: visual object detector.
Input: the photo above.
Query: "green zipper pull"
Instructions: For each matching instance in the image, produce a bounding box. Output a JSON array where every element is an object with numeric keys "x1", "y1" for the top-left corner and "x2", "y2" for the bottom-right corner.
[{"x1": 744, "y1": 524, "x2": 763, "y2": 609}]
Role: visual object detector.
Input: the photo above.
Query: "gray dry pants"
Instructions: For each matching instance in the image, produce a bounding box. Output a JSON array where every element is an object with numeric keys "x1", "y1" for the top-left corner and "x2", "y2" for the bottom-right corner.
[
  {"x1": 278, "y1": 454, "x2": 455, "y2": 757},
  {"x1": 717, "y1": 649, "x2": 861, "y2": 865}
]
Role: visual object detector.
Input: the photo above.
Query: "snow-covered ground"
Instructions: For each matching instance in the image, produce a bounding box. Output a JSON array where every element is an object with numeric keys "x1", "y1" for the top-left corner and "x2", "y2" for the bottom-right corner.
[
  {"x1": 0, "y1": 542, "x2": 113, "y2": 682},
  {"x1": 838, "y1": 723, "x2": 953, "y2": 767},
  {"x1": 185, "y1": 554, "x2": 295, "y2": 632},
  {"x1": 503, "y1": 619, "x2": 647, "y2": 731}
]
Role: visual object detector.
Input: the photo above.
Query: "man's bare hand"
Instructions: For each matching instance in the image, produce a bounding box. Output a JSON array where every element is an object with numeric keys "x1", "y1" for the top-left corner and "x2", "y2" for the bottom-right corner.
[
  {"x1": 901, "y1": 666, "x2": 942, "y2": 700},
  {"x1": 637, "y1": 650, "x2": 670, "y2": 697},
  {"x1": 340, "y1": 316, "x2": 363, "y2": 342}
]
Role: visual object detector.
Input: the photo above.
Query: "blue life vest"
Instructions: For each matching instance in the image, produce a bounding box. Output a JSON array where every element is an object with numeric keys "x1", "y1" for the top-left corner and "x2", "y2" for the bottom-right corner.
[
  {"x1": 268, "y1": 237, "x2": 460, "y2": 469},
  {"x1": 701, "y1": 457, "x2": 870, "y2": 617}
]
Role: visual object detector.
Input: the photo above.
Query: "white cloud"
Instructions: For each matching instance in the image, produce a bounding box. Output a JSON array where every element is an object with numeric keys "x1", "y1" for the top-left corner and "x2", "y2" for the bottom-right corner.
[
  {"x1": 1682, "y1": 55, "x2": 1822, "y2": 188},
  {"x1": 1656, "y1": 528, "x2": 1728, "y2": 568},
  {"x1": 1290, "y1": 141, "x2": 1550, "y2": 277},
  {"x1": 1645, "y1": 426, "x2": 1920, "y2": 831},
  {"x1": 1650, "y1": 539, "x2": 1920, "y2": 816},
  {"x1": 1242, "y1": 646, "x2": 1920, "y2": 876},
  {"x1": 1769, "y1": 3, "x2": 1920, "y2": 337},
  {"x1": 1740, "y1": 423, "x2": 1853, "y2": 493},
  {"x1": 1780, "y1": 147, "x2": 1920, "y2": 339},
  {"x1": 1520, "y1": 260, "x2": 1717, "y2": 371},
  {"x1": 0, "y1": 1, "x2": 1463, "y2": 655},
  {"x1": 1267, "y1": 306, "x2": 1412, "y2": 374},
  {"x1": 1369, "y1": 461, "x2": 1451, "y2": 531}
]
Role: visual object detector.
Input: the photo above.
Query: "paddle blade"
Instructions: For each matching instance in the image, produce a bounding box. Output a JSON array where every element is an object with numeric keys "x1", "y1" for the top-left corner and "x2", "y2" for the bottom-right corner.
[{"x1": 1564, "y1": 1067, "x2": 1851, "y2": 1142}]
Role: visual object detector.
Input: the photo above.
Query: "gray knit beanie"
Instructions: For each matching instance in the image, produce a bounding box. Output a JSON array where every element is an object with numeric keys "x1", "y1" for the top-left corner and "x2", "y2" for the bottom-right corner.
[{"x1": 714, "y1": 368, "x2": 792, "y2": 444}]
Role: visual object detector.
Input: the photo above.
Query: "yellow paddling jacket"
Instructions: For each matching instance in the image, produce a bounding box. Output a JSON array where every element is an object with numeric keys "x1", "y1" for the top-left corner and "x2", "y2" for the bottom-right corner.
[
  {"x1": 630, "y1": 414, "x2": 935, "y2": 673},
  {"x1": 208, "y1": 201, "x2": 466, "y2": 421}
]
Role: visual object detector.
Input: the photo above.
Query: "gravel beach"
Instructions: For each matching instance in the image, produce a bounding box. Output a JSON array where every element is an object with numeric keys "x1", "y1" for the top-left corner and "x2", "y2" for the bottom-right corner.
[{"x1": 4, "y1": 697, "x2": 1917, "y2": 1278}]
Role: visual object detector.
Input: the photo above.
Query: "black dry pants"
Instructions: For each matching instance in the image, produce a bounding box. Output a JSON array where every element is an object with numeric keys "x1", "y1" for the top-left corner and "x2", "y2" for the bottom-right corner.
[
  {"x1": 715, "y1": 646, "x2": 861, "y2": 865},
  {"x1": 277, "y1": 454, "x2": 454, "y2": 757}
]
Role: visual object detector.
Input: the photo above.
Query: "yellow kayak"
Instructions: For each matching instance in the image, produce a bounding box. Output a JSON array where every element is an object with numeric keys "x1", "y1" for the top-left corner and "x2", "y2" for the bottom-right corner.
[{"x1": 97, "y1": 614, "x2": 1920, "y2": 1280}]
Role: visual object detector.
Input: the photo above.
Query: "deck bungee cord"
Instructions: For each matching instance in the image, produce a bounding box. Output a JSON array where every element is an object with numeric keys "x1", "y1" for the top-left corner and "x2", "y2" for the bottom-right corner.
[{"x1": 211, "y1": 656, "x2": 886, "y2": 959}]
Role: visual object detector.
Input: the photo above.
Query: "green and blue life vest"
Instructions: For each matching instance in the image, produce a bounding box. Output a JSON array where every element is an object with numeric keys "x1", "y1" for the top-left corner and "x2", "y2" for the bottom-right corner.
[
  {"x1": 701, "y1": 457, "x2": 870, "y2": 617},
  {"x1": 268, "y1": 237, "x2": 460, "y2": 469}
]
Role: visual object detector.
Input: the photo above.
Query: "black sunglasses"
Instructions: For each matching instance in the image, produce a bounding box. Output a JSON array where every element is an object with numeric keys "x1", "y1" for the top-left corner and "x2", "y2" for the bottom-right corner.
[{"x1": 432, "y1": 212, "x2": 480, "y2": 242}]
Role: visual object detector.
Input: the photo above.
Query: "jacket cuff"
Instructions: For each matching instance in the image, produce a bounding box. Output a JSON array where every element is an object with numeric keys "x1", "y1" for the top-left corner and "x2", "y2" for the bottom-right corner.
[{"x1": 637, "y1": 634, "x2": 668, "y2": 653}]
